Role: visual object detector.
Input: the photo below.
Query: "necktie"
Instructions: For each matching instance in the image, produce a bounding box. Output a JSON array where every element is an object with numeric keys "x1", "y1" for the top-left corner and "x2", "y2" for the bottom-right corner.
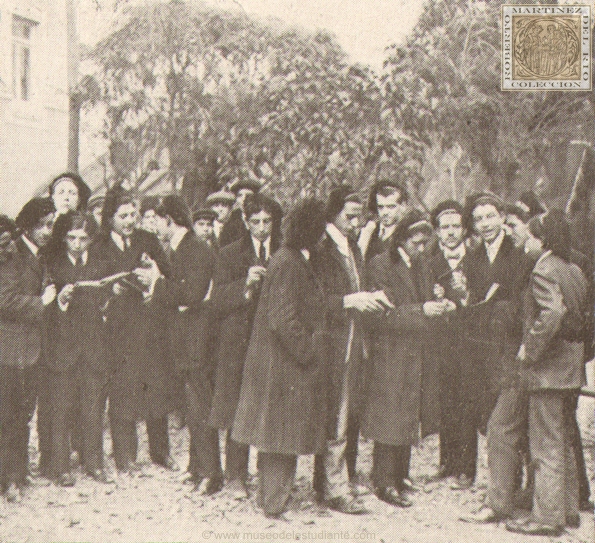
[
  {"x1": 123, "y1": 236, "x2": 131, "y2": 250},
  {"x1": 259, "y1": 242, "x2": 266, "y2": 263}
]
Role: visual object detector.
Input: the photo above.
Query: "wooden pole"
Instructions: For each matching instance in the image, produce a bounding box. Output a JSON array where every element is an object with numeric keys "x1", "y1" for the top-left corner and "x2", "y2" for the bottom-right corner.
[{"x1": 66, "y1": 0, "x2": 80, "y2": 172}]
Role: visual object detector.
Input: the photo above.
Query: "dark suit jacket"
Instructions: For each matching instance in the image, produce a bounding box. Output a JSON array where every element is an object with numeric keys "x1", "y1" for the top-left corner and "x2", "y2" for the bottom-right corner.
[
  {"x1": 363, "y1": 223, "x2": 393, "y2": 263},
  {"x1": 90, "y1": 228, "x2": 172, "y2": 420},
  {"x1": 0, "y1": 239, "x2": 46, "y2": 368},
  {"x1": 463, "y1": 233, "x2": 530, "y2": 393},
  {"x1": 218, "y1": 209, "x2": 247, "y2": 248},
  {"x1": 232, "y1": 246, "x2": 327, "y2": 455},
  {"x1": 522, "y1": 252, "x2": 587, "y2": 390},
  {"x1": 363, "y1": 250, "x2": 438, "y2": 445},
  {"x1": 209, "y1": 232, "x2": 279, "y2": 430},
  {"x1": 45, "y1": 253, "x2": 110, "y2": 373},
  {"x1": 152, "y1": 231, "x2": 214, "y2": 374}
]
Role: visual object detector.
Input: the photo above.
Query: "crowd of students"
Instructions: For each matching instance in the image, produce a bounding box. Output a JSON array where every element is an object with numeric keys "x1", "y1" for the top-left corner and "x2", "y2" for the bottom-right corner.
[{"x1": 0, "y1": 172, "x2": 591, "y2": 537}]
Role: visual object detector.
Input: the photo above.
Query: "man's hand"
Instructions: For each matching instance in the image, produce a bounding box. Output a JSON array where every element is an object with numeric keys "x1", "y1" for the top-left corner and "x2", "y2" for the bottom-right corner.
[
  {"x1": 344, "y1": 292, "x2": 385, "y2": 313},
  {"x1": 371, "y1": 290, "x2": 395, "y2": 311},
  {"x1": 246, "y1": 265, "x2": 267, "y2": 288},
  {"x1": 133, "y1": 255, "x2": 161, "y2": 288},
  {"x1": 42, "y1": 284, "x2": 57, "y2": 306},
  {"x1": 423, "y1": 300, "x2": 447, "y2": 316},
  {"x1": 58, "y1": 284, "x2": 75, "y2": 306}
]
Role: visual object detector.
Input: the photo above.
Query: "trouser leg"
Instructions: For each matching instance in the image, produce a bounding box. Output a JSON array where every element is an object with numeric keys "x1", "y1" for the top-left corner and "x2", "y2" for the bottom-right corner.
[
  {"x1": 372, "y1": 442, "x2": 396, "y2": 489},
  {"x1": 80, "y1": 370, "x2": 107, "y2": 473},
  {"x1": 486, "y1": 387, "x2": 528, "y2": 517},
  {"x1": 49, "y1": 370, "x2": 77, "y2": 477},
  {"x1": 565, "y1": 393, "x2": 591, "y2": 504},
  {"x1": 257, "y1": 451, "x2": 297, "y2": 516},
  {"x1": 457, "y1": 394, "x2": 479, "y2": 480},
  {"x1": 530, "y1": 390, "x2": 577, "y2": 527},
  {"x1": 36, "y1": 365, "x2": 53, "y2": 476},
  {"x1": 109, "y1": 415, "x2": 137, "y2": 471},
  {"x1": 185, "y1": 374, "x2": 221, "y2": 479},
  {"x1": 225, "y1": 430, "x2": 249, "y2": 481},
  {"x1": 345, "y1": 415, "x2": 359, "y2": 480},
  {"x1": 146, "y1": 415, "x2": 169, "y2": 464},
  {"x1": 0, "y1": 365, "x2": 38, "y2": 488}
]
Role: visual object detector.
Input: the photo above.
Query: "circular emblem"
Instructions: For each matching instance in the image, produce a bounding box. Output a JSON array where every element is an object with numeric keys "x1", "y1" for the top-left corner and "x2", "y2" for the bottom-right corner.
[{"x1": 513, "y1": 17, "x2": 580, "y2": 78}]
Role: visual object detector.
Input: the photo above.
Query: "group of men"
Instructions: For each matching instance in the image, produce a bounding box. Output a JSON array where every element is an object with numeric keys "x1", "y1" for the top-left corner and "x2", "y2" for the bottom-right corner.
[{"x1": 0, "y1": 174, "x2": 591, "y2": 537}]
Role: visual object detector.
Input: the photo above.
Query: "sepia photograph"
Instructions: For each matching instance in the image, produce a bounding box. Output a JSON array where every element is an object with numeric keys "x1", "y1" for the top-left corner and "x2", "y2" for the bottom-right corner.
[{"x1": 0, "y1": 0, "x2": 593, "y2": 541}]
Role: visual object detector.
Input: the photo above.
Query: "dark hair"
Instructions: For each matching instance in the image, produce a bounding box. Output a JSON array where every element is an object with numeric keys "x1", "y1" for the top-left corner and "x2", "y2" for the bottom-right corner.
[
  {"x1": 0, "y1": 215, "x2": 17, "y2": 238},
  {"x1": 155, "y1": 195, "x2": 193, "y2": 229},
  {"x1": 283, "y1": 198, "x2": 327, "y2": 251},
  {"x1": 528, "y1": 209, "x2": 571, "y2": 261},
  {"x1": 15, "y1": 197, "x2": 55, "y2": 232},
  {"x1": 389, "y1": 209, "x2": 433, "y2": 262},
  {"x1": 518, "y1": 190, "x2": 545, "y2": 218},
  {"x1": 462, "y1": 191, "x2": 505, "y2": 231},
  {"x1": 243, "y1": 193, "x2": 283, "y2": 223},
  {"x1": 431, "y1": 199, "x2": 463, "y2": 228},
  {"x1": 325, "y1": 185, "x2": 361, "y2": 223},
  {"x1": 49, "y1": 172, "x2": 92, "y2": 210},
  {"x1": 140, "y1": 195, "x2": 162, "y2": 217},
  {"x1": 506, "y1": 203, "x2": 531, "y2": 224},
  {"x1": 367, "y1": 180, "x2": 408, "y2": 214},
  {"x1": 101, "y1": 185, "x2": 137, "y2": 235},
  {"x1": 48, "y1": 211, "x2": 98, "y2": 260}
]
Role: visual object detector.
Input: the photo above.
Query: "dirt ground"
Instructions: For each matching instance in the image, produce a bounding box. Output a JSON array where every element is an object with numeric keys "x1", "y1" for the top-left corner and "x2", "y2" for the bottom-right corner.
[{"x1": 1, "y1": 394, "x2": 593, "y2": 543}]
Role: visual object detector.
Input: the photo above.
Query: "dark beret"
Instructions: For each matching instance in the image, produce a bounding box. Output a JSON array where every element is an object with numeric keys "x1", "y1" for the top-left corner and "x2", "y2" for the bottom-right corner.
[
  {"x1": 193, "y1": 208, "x2": 218, "y2": 223},
  {"x1": 15, "y1": 197, "x2": 55, "y2": 231},
  {"x1": 140, "y1": 195, "x2": 162, "y2": 216},
  {"x1": 0, "y1": 215, "x2": 17, "y2": 238},
  {"x1": 325, "y1": 185, "x2": 361, "y2": 223},
  {"x1": 49, "y1": 172, "x2": 92, "y2": 209},
  {"x1": 230, "y1": 178, "x2": 262, "y2": 195},
  {"x1": 517, "y1": 190, "x2": 546, "y2": 218},
  {"x1": 155, "y1": 195, "x2": 192, "y2": 229},
  {"x1": 462, "y1": 191, "x2": 504, "y2": 230},
  {"x1": 431, "y1": 199, "x2": 463, "y2": 228}
]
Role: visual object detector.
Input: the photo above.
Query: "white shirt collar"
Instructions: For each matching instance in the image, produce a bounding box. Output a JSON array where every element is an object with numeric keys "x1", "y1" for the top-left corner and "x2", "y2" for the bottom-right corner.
[
  {"x1": 379, "y1": 223, "x2": 397, "y2": 241},
  {"x1": 68, "y1": 251, "x2": 88, "y2": 266},
  {"x1": 484, "y1": 228, "x2": 505, "y2": 264},
  {"x1": 301, "y1": 248, "x2": 310, "y2": 261},
  {"x1": 21, "y1": 235, "x2": 39, "y2": 257},
  {"x1": 397, "y1": 246, "x2": 412, "y2": 268},
  {"x1": 170, "y1": 226, "x2": 189, "y2": 252},
  {"x1": 251, "y1": 236, "x2": 271, "y2": 260},
  {"x1": 111, "y1": 231, "x2": 127, "y2": 252},
  {"x1": 326, "y1": 223, "x2": 351, "y2": 258},
  {"x1": 440, "y1": 241, "x2": 466, "y2": 268},
  {"x1": 213, "y1": 220, "x2": 223, "y2": 239}
]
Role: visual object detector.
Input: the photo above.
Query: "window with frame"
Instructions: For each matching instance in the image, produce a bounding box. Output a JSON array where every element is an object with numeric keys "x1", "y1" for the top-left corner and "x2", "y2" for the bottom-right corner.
[{"x1": 12, "y1": 15, "x2": 36, "y2": 101}]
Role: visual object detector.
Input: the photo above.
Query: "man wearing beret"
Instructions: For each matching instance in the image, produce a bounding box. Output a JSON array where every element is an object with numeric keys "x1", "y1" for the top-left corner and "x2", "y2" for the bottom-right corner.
[
  {"x1": 0, "y1": 199, "x2": 57, "y2": 502},
  {"x1": 193, "y1": 209, "x2": 218, "y2": 247},
  {"x1": 427, "y1": 200, "x2": 477, "y2": 489},
  {"x1": 311, "y1": 186, "x2": 393, "y2": 514}
]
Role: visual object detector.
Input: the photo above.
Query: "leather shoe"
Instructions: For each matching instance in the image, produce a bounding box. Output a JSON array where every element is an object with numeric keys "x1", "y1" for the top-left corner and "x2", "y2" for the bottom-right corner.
[
  {"x1": 400, "y1": 478, "x2": 421, "y2": 493},
  {"x1": 155, "y1": 455, "x2": 180, "y2": 471},
  {"x1": 376, "y1": 486, "x2": 412, "y2": 508},
  {"x1": 450, "y1": 474, "x2": 473, "y2": 490},
  {"x1": 182, "y1": 473, "x2": 201, "y2": 486},
  {"x1": 350, "y1": 482, "x2": 371, "y2": 497},
  {"x1": 505, "y1": 519, "x2": 563, "y2": 536},
  {"x1": 194, "y1": 476, "x2": 223, "y2": 496},
  {"x1": 326, "y1": 495, "x2": 369, "y2": 514},
  {"x1": 5, "y1": 482, "x2": 22, "y2": 503},
  {"x1": 58, "y1": 473, "x2": 76, "y2": 487},
  {"x1": 89, "y1": 469, "x2": 113, "y2": 484},
  {"x1": 223, "y1": 478, "x2": 248, "y2": 500},
  {"x1": 459, "y1": 506, "x2": 507, "y2": 524}
]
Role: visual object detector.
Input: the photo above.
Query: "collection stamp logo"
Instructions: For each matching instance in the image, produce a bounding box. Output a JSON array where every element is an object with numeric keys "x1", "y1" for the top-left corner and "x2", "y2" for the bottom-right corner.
[{"x1": 502, "y1": 4, "x2": 591, "y2": 90}]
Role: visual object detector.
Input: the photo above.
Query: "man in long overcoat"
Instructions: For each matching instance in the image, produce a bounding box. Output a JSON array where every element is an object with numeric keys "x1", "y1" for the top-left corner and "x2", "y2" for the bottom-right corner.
[
  {"x1": 311, "y1": 186, "x2": 394, "y2": 514},
  {"x1": 209, "y1": 193, "x2": 282, "y2": 496},
  {"x1": 364, "y1": 210, "x2": 446, "y2": 508},
  {"x1": 231, "y1": 199, "x2": 328, "y2": 518}
]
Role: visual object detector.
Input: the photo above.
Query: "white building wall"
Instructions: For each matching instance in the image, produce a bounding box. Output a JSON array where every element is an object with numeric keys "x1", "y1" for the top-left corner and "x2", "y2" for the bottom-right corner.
[{"x1": 0, "y1": 0, "x2": 69, "y2": 217}]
